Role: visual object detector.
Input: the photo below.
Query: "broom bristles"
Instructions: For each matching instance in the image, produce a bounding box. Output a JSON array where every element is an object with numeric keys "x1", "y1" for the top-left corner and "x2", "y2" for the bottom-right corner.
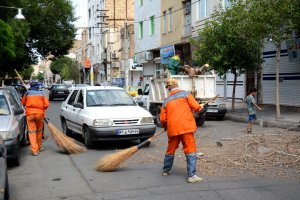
[
  {"x1": 96, "y1": 146, "x2": 138, "y2": 172},
  {"x1": 47, "y1": 122, "x2": 86, "y2": 154}
]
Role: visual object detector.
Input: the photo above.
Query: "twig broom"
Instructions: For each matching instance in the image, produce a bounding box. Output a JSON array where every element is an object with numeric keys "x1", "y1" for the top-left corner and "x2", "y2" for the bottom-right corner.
[
  {"x1": 96, "y1": 129, "x2": 165, "y2": 172},
  {"x1": 95, "y1": 94, "x2": 219, "y2": 172},
  {"x1": 44, "y1": 118, "x2": 86, "y2": 154}
]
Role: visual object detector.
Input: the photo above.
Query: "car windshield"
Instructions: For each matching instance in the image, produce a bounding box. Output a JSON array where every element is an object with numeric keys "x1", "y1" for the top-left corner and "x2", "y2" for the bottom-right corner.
[
  {"x1": 0, "y1": 95, "x2": 10, "y2": 115},
  {"x1": 86, "y1": 89, "x2": 136, "y2": 107}
]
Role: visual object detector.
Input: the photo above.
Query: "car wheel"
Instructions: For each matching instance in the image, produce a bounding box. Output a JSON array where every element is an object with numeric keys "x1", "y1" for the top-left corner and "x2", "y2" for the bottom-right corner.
[
  {"x1": 49, "y1": 95, "x2": 53, "y2": 101},
  {"x1": 83, "y1": 126, "x2": 93, "y2": 149},
  {"x1": 155, "y1": 106, "x2": 163, "y2": 127},
  {"x1": 61, "y1": 119, "x2": 72, "y2": 136},
  {"x1": 12, "y1": 139, "x2": 20, "y2": 166},
  {"x1": 4, "y1": 172, "x2": 9, "y2": 200}
]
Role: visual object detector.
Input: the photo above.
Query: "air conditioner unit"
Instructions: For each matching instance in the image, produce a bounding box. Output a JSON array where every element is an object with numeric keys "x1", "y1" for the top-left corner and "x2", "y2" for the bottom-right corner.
[
  {"x1": 111, "y1": 52, "x2": 118, "y2": 59},
  {"x1": 145, "y1": 52, "x2": 153, "y2": 61}
]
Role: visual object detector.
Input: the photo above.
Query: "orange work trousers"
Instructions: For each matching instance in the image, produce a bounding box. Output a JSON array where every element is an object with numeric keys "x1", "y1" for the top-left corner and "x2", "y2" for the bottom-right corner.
[
  {"x1": 166, "y1": 132, "x2": 197, "y2": 155},
  {"x1": 27, "y1": 114, "x2": 44, "y2": 154}
]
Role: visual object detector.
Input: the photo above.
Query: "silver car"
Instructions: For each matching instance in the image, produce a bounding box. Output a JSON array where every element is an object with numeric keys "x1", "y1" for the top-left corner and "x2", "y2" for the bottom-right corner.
[
  {"x1": 0, "y1": 89, "x2": 27, "y2": 166},
  {"x1": 0, "y1": 135, "x2": 9, "y2": 200}
]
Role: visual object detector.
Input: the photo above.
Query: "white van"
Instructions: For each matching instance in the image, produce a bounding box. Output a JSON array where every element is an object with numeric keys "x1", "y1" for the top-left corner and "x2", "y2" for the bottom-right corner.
[{"x1": 60, "y1": 86, "x2": 156, "y2": 148}]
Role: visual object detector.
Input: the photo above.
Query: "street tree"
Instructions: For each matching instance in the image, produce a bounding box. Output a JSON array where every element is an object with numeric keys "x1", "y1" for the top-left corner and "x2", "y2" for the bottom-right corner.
[
  {"x1": 191, "y1": 1, "x2": 262, "y2": 110},
  {"x1": 0, "y1": 20, "x2": 15, "y2": 59},
  {"x1": 0, "y1": 0, "x2": 76, "y2": 77},
  {"x1": 50, "y1": 56, "x2": 79, "y2": 82},
  {"x1": 247, "y1": 0, "x2": 300, "y2": 119}
]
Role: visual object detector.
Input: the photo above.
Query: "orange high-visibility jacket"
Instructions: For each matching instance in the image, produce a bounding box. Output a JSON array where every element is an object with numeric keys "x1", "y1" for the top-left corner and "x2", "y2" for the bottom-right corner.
[
  {"x1": 22, "y1": 90, "x2": 49, "y2": 115},
  {"x1": 160, "y1": 89, "x2": 203, "y2": 137}
]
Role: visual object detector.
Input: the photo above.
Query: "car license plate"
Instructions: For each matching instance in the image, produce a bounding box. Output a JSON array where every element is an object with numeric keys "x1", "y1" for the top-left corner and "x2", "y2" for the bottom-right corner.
[
  {"x1": 207, "y1": 109, "x2": 218, "y2": 113},
  {"x1": 58, "y1": 91, "x2": 64, "y2": 94},
  {"x1": 116, "y1": 129, "x2": 139, "y2": 135}
]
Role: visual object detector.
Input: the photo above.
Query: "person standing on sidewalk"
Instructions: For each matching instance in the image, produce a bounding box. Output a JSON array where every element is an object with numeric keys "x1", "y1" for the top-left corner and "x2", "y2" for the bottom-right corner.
[
  {"x1": 246, "y1": 88, "x2": 262, "y2": 133},
  {"x1": 22, "y1": 83, "x2": 49, "y2": 156},
  {"x1": 160, "y1": 78, "x2": 204, "y2": 183}
]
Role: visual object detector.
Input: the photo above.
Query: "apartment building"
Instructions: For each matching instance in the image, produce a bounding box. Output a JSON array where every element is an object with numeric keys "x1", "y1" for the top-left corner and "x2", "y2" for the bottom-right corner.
[
  {"x1": 134, "y1": 0, "x2": 161, "y2": 86},
  {"x1": 87, "y1": 0, "x2": 134, "y2": 85}
]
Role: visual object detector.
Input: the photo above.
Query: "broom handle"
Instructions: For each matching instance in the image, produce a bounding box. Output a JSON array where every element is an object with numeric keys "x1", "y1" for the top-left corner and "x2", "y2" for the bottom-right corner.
[
  {"x1": 136, "y1": 95, "x2": 219, "y2": 149},
  {"x1": 44, "y1": 118, "x2": 49, "y2": 124},
  {"x1": 137, "y1": 129, "x2": 165, "y2": 149},
  {"x1": 203, "y1": 94, "x2": 219, "y2": 106},
  {"x1": 14, "y1": 69, "x2": 28, "y2": 91}
]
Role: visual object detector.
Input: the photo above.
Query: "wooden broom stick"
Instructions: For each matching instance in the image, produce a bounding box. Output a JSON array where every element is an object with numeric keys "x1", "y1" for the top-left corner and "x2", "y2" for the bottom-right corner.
[{"x1": 96, "y1": 95, "x2": 219, "y2": 172}]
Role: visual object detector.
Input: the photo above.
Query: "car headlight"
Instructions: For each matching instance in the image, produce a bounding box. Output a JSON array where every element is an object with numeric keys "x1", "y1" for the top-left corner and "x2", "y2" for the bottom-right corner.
[
  {"x1": 0, "y1": 131, "x2": 13, "y2": 140},
  {"x1": 140, "y1": 117, "x2": 154, "y2": 124},
  {"x1": 219, "y1": 104, "x2": 226, "y2": 109},
  {"x1": 93, "y1": 119, "x2": 113, "y2": 127}
]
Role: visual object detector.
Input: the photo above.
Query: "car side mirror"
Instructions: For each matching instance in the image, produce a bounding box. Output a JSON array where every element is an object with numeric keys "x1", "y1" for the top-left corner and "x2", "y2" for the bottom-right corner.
[
  {"x1": 14, "y1": 108, "x2": 24, "y2": 115},
  {"x1": 137, "y1": 101, "x2": 144, "y2": 106},
  {"x1": 137, "y1": 89, "x2": 143, "y2": 95},
  {"x1": 73, "y1": 103, "x2": 83, "y2": 109}
]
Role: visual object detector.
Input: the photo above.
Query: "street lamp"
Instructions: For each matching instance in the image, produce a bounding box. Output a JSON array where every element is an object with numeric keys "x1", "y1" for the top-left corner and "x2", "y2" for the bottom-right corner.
[{"x1": 0, "y1": 6, "x2": 25, "y2": 20}]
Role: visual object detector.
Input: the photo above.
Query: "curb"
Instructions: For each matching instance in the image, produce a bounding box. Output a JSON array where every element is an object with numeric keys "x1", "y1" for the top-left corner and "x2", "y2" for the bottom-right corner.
[{"x1": 225, "y1": 114, "x2": 300, "y2": 132}]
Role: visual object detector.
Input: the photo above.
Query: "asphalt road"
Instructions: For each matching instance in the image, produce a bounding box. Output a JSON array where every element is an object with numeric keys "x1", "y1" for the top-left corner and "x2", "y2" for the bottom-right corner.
[{"x1": 7, "y1": 97, "x2": 300, "y2": 200}]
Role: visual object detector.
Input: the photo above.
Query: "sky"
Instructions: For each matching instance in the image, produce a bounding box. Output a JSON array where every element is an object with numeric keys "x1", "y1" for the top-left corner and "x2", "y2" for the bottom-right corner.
[{"x1": 71, "y1": 0, "x2": 88, "y2": 39}]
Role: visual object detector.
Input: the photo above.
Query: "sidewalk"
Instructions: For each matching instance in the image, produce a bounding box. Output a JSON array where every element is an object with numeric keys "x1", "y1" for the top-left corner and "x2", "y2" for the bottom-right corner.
[{"x1": 224, "y1": 100, "x2": 300, "y2": 131}]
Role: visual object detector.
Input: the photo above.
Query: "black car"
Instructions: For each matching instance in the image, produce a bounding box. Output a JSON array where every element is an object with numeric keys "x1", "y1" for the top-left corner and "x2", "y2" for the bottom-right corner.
[
  {"x1": 205, "y1": 99, "x2": 227, "y2": 120},
  {"x1": 49, "y1": 84, "x2": 70, "y2": 100},
  {"x1": 0, "y1": 135, "x2": 9, "y2": 200}
]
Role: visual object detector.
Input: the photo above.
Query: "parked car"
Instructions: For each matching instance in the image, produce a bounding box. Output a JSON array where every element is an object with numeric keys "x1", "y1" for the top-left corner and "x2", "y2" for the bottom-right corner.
[
  {"x1": 49, "y1": 84, "x2": 70, "y2": 100},
  {"x1": 60, "y1": 86, "x2": 156, "y2": 148},
  {"x1": 0, "y1": 135, "x2": 9, "y2": 200},
  {"x1": 205, "y1": 98, "x2": 227, "y2": 120},
  {"x1": 0, "y1": 90, "x2": 27, "y2": 166},
  {"x1": 9, "y1": 84, "x2": 27, "y2": 98}
]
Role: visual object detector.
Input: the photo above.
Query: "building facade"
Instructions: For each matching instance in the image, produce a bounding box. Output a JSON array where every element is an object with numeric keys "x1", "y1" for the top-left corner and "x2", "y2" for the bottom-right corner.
[{"x1": 134, "y1": 0, "x2": 161, "y2": 86}]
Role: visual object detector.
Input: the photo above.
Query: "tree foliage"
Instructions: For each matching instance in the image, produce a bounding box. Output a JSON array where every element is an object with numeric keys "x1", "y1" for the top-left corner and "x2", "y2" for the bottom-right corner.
[
  {"x1": 0, "y1": 0, "x2": 77, "y2": 77},
  {"x1": 0, "y1": 20, "x2": 16, "y2": 59},
  {"x1": 191, "y1": 0, "x2": 262, "y2": 110},
  {"x1": 50, "y1": 56, "x2": 80, "y2": 82}
]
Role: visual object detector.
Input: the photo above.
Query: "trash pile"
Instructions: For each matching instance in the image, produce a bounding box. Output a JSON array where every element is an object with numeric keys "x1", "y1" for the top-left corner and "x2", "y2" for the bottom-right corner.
[
  {"x1": 199, "y1": 131, "x2": 300, "y2": 178},
  {"x1": 127, "y1": 130, "x2": 300, "y2": 179}
]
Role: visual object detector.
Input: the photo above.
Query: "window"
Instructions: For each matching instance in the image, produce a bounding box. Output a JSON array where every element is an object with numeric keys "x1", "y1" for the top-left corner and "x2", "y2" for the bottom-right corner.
[
  {"x1": 0, "y1": 95, "x2": 10, "y2": 115},
  {"x1": 139, "y1": 21, "x2": 143, "y2": 39},
  {"x1": 140, "y1": 0, "x2": 143, "y2": 6},
  {"x1": 198, "y1": 0, "x2": 207, "y2": 19},
  {"x1": 163, "y1": 11, "x2": 167, "y2": 33},
  {"x1": 169, "y1": 8, "x2": 172, "y2": 31},
  {"x1": 68, "y1": 90, "x2": 79, "y2": 105},
  {"x1": 149, "y1": 16, "x2": 155, "y2": 36},
  {"x1": 88, "y1": 9, "x2": 91, "y2": 19},
  {"x1": 88, "y1": 27, "x2": 92, "y2": 39}
]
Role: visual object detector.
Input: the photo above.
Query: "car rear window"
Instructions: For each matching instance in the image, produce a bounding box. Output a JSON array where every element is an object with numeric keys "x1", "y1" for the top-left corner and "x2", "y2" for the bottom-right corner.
[
  {"x1": 54, "y1": 85, "x2": 68, "y2": 89},
  {"x1": 0, "y1": 95, "x2": 10, "y2": 115}
]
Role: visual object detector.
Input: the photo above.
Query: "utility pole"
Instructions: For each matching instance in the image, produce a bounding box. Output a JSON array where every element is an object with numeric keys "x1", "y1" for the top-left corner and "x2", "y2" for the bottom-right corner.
[{"x1": 125, "y1": 0, "x2": 129, "y2": 88}]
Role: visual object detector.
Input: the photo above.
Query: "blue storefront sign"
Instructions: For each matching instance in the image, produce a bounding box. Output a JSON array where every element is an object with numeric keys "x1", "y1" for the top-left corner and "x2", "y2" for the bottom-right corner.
[{"x1": 160, "y1": 45, "x2": 175, "y2": 64}]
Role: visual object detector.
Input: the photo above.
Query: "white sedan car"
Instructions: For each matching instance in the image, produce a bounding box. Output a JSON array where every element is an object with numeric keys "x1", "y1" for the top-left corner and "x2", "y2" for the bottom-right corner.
[{"x1": 60, "y1": 86, "x2": 156, "y2": 148}]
